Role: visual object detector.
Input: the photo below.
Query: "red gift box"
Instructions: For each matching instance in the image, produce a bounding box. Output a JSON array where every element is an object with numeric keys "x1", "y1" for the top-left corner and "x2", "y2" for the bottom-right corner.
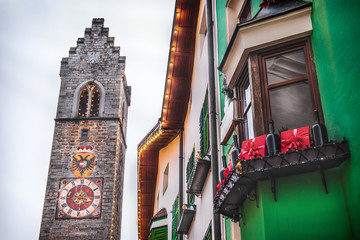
[
  {"x1": 280, "y1": 126, "x2": 310, "y2": 153},
  {"x1": 238, "y1": 135, "x2": 267, "y2": 160}
]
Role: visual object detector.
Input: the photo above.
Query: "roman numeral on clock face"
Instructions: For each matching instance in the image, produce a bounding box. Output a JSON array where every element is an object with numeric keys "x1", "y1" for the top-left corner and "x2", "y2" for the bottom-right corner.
[{"x1": 57, "y1": 178, "x2": 103, "y2": 219}]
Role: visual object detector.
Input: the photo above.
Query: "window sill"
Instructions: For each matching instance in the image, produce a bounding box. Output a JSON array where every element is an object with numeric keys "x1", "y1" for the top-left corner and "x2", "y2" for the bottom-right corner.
[{"x1": 214, "y1": 140, "x2": 350, "y2": 222}]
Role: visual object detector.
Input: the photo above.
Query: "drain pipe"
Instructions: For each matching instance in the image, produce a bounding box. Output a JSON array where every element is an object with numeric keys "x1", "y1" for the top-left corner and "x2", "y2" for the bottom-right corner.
[
  {"x1": 179, "y1": 128, "x2": 184, "y2": 240},
  {"x1": 205, "y1": 0, "x2": 221, "y2": 239}
]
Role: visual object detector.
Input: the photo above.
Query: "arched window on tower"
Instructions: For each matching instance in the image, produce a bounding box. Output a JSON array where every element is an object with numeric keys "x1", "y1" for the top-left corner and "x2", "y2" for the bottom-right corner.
[{"x1": 77, "y1": 82, "x2": 101, "y2": 117}]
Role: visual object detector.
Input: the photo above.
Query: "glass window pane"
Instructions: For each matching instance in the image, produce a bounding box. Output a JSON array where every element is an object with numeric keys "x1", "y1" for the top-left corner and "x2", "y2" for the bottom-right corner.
[
  {"x1": 78, "y1": 88, "x2": 89, "y2": 117},
  {"x1": 81, "y1": 130, "x2": 88, "y2": 138},
  {"x1": 243, "y1": 84, "x2": 251, "y2": 110},
  {"x1": 269, "y1": 81, "x2": 313, "y2": 133},
  {"x1": 245, "y1": 105, "x2": 254, "y2": 139},
  {"x1": 90, "y1": 87, "x2": 100, "y2": 117},
  {"x1": 266, "y1": 50, "x2": 307, "y2": 85},
  {"x1": 163, "y1": 164, "x2": 169, "y2": 194}
]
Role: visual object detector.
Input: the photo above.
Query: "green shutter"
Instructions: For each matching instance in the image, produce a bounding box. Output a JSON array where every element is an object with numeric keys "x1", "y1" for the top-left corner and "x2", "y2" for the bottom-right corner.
[
  {"x1": 225, "y1": 217, "x2": 232, "y2": 240},
  {"x1": 172, "y1": 196, "x2": 179, "y2": 240},
  {"x1": 186, "y1": 148, "x2": 195, "y2": 183},
  {"x1": 200, "y1": 91, "x2": 210, "y2": 156},
  {"x1": 148, "y1": 231, "x2": 153, "y2": 240},
  {"x1": 187, "y1": 193, "x2": 195, "y2": 205},
  {"x1": 203, "y1": 225, "x2": 212, "y2": 240},
  {"x1": 149, "y1": 226, "x2": 167, "y2": 240}
]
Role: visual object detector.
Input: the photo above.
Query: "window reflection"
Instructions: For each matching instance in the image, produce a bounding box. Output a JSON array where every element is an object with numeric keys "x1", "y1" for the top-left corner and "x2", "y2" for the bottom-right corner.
[
  {"x1": 269, "y1": 81, "x2": 313, "y2": 133},
  {"x1": 266, "y1": 50, "x2": 306, "y2": 85}
]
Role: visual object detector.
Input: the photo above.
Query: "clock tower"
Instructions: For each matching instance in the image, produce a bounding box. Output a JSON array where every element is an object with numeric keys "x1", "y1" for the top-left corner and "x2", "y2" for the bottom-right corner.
[{"x1": 39, "y1": 18, "x2": 130, "y2": 240}]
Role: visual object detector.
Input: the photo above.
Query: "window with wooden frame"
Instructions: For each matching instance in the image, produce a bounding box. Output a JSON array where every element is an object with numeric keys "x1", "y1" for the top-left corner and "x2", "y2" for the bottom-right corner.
[
  {"x1": 235, "y1": 64, "x2": 254, "y2": 142},
  {"x1": 247, "y1": 38, "x2": 322, "y2": 135},
  {"x1": 259, "y1": 38, "x2": 322, "y2": 133},
  {"x1": 200, "y1": 91, "x2": 209, "y2": 155}
]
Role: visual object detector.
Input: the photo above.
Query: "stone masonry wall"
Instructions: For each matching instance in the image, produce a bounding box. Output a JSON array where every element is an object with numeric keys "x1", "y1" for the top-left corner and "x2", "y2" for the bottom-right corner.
[
  {"x1": 40, "y1": 18, "x2": 129, "y2": 240},
  {"x1": 40, "y1": 120, "x2": 123, "y2": 239},
  {"x1": 57, "y1": 18, "x2": 126, "y2": 119}
]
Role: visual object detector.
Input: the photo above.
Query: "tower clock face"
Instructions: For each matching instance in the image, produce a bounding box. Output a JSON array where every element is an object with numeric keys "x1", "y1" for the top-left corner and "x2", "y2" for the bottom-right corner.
[{"x1": 56, "y1": 178, "x2": 103, "y2": 219}]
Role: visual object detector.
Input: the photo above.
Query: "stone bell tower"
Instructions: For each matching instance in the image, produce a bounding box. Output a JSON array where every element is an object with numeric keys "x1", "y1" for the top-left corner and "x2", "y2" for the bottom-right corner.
[{"x1": 39, "y1": 18, "x2": 131, "y2": 240}]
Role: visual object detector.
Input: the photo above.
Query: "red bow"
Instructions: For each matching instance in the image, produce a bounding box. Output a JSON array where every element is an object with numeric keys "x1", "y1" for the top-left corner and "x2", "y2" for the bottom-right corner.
[
  {"x1": 217, "y1": 180, "x2": 224, "y2": 191},
  {"x1": 239, "y1": 140, "x2": 264, "y2": 159},
  {"x1": 259, "y1": 0, "x2": 270, "y2": 7},
  {"x1": 223, "y1": 168, "x2": 230, "y2": 179},
  {"x1": 281, "y1": 130, "x2": 304, "y2": 150}
]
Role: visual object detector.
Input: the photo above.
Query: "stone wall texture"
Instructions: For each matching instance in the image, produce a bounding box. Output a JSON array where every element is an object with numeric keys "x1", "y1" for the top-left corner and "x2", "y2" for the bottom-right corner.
[{"x1": 40, "y1": 18, "x2": 130, "y2": 240}]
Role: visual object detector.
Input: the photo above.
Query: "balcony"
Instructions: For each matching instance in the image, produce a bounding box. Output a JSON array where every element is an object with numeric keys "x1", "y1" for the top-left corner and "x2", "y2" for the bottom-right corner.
[
  {"x1": 176, "y1": 204, "x2": 196, "y2": 235},
  {"x1": 214, "y1": 140, "x2": 350, "y2": 221},
  {"x1": 187, "y1": 155, "x2": 211, "y2": 196}
]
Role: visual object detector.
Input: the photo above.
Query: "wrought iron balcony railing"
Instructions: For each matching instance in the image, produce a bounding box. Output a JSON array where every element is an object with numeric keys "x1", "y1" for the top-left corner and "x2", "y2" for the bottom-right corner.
[
  {"x1": 214, "y1": 140, "x2": 350, "y2": 222},
  {"x1": 187, "y1": 155, "x2": 211, "y2": 196},
  {"x1": 176, "y1": 204, "x2": 197, "y2": 235}
]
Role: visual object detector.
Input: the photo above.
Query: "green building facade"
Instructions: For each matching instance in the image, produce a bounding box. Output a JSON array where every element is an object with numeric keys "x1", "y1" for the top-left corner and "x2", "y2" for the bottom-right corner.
[{"x1": 215, "y1": 0, "x2": 360, "y2": 239}]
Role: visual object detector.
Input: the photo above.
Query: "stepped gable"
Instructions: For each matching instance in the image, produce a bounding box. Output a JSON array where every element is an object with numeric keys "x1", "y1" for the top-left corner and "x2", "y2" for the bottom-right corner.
[{"x1": 60, "y1": 18, "x2": 126, "y2": 77}]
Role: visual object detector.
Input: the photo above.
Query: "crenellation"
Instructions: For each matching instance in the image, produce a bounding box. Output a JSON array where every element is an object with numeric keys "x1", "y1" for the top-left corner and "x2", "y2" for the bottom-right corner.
[
  {"x1": 69, "y1": 47, "x2": 76, "y2": 54},
  {"x1": 77, "y1": 37, "x2": 85, "y2": 44}
]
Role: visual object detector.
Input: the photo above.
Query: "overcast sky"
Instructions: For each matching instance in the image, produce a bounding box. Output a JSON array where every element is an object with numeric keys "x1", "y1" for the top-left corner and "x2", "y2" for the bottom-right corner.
[{"x1": 0, "y1": 0, "x2": 175, "y2": 239}]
